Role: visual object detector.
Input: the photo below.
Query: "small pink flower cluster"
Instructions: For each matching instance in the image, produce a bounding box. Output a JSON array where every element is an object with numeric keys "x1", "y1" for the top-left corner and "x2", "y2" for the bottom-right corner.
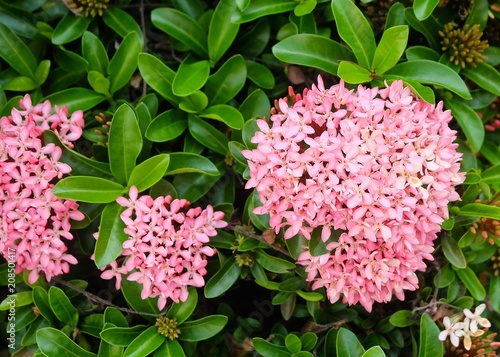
[
  {"x1": 99, "y1": 186, "x2": 227, "y2": 310},
  {"x1": 243, "y1": 77, "x2": 464, "y2": 311},
  {"x1": 0, "y1": 95, "x2": 85, "y2": 284}
]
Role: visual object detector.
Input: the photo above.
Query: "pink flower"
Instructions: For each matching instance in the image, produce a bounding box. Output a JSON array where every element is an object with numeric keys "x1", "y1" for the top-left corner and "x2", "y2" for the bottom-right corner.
[
  {"x1": 244, "y1": 77, "x2": 464, "y2": 311},
  {"x1": 99, "y1": 186, "x2": 227, "y2": 310},
  {"x1": 0, "y1": 95, "x2": 85, "y2": 284}
]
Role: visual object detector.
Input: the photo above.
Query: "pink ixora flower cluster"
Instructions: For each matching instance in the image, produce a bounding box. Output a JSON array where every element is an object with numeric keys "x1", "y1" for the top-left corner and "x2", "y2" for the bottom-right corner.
[
  {"x1": 99, "y1": 186, "x2": 227, "y2": 310},
  {"x1": 243, "y1": 77, "x2": 464, "y2": 311},
  {"x1": 0, "y1": 94, "x2": 85, "y2": 284}
]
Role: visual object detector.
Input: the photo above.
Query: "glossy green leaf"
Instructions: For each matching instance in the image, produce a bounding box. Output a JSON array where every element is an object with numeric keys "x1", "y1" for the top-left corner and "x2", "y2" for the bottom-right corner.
[
  {"x1": 228, "y1": 141, "x2": 248, "y2": 167},
  {"x1": 272, "y1": 34, "x2": 352, "y2": 75},
  {"x1": 44, "y1": 130, "x2": 113, "y2": 179},
  {"x1": 172, "y1": 59, "x2": 210, "y2": 97},
  {"x1": 462, "y1": 63, "x2": 500, "y2": 96},
  {"x1": 200, "y1": 104, "x2": 244, "y2": 129},
  {"x1": 444, "y1": 96, "x2": 484, "y2": 152},
  {"x1": 102, "y1": 7, "x2": 144, "y2": 47},
  {"x1": 385, "y1": 60, "x2": 471, "y2": 99},
  {"x1": 338, "y1": 61, "x2": 372, "y2": 84},
  {"x1": 404, "y1": 8, "x2": 440, "y2": 50},
  {"x1": 296, "y1": 290, "x2": 323, "y2": 302},
  {"x1": 481, "y1": 165, "x2": 500, "y2": 184},
  {"x1": 0, "y1": 291, "x2": 32, "y2": 310},
  {"x1": 93, "y1": 201, "x2": 127, "y2": 268},
  {"x1": 172, "y1": 170, "x2": 222, "y2": 202},
  {"x1": 253, "y1": 337, "x2": 290, "y2": 357},
  {"x1": 35, "y1": 59, "x2": 51, "y2": 86},
  {"x1": 413, "y1": 0, "x2": 440, "y2": 20},
  {"x1": 52, "y1": 176, "x2": 124, "y2": 203},
  {"x1": 239, "y1": 89, "x2": 271, "y2": 121},
  {"x1": 231, "y1": 0, "x2": 296, "y2": 23},
  {"x1": 108, "y1": 32, "x2": 142, "y2": 94},
  {"x1": 466, "y1": 0, "x2": 489, "y2": 30},
  {"x1": 205, "y1": 54, "x2": 247, "y2": 105},
  {"x1": 188, "y1": 114, "x2": 229, "y2": 155},
  {"x1": 128, "y1": 154, "x2": 170, "y2": 192},
  {"x1": 300, "y1": 332, "x2": 318, "y2": 352},
  {"x1": 246, "y1": 60, "x2": 275, "y2": 89},
  {"x1": 208, "y1": 0, "x2": 240, "y2": 64},
  {"x1": 154, "y1": 339, "x2": 185, "y2": 357},
  {"x1": 43, "y1": 87, "x2": 106, "y2": 112},
  {"x1": 121, "y1": 279, "x2": 160, "y2": 321},
  {"x1": 441, "y1": 236, "x2": 466, "y2": 269},
  {"x1": 295, "y1": 0, "x2": 317, "y2": 16},
  {"x1": 456, "y1": 267, "x2": 486, "y2": 301},
  {"x1": 285, "y1": 333, "x2": 302, "y2": 353},
  {"x1": 179, "y1": 91, "x2": 209, "y2": 113},
  {"x1": 336, "y1": 327, "x2": 365, "y2": 357},
  {"x1": 331, "y1": 0, "x2": 376, "y2": 68},
  {"x1": 167, "y1": 287, "x2": 197, "y2": 324},
  {"x1": 37, "y1": 328, "x2": 97, "y2": 357},
  {"x1": 32, "y1": 287, "x2": 55, "y2": 324},
  {"x1": 138, "y1": 53, "x2": 180, "y2": 104},
  {"x1": 151, "y1": 8, "x2": 208, "y2": 57},
  {"x1": 178, "y1": 315, "x2": 228, "y2": 342},
  {"x1": 48, "y1": 286, "x2": 78, "y2": 327},
  {"x1": 55, "y1": 47, "x2": 87, "y2": 74},
  {"x1": 146, "y1": 110, "x2": 187, "y2": 142},
  {"x1": 52, "y1": 13, "x2": 92, "y2": 45},
  {"x1": 165, "y1": 152, "x2": 219, "y2": 176},
  {"x1": 489, "y1": 275, "x2": 500, "y2": 311},
  {"x1": 2, "y1": 76, "x2": 37, "y2": 91},
  {"x1": 82, "y1": 31, "x2": 109, "y2": 75},
  {"x1": 205, "y1": 256, "x2": 242, "y2": 298},
  {"x1": 405, "y1": 46, "x2": 440, "y2": 61},
  {"x1": 389, "y1": 310, "x2": 414, "y2": 327},
  {"x1": 88, "y1": 71, "x2": 110, "y2": 96},
  {"x1": 0, "y1": 23, "x2": 37, "y2": 79},
  {"x1": 123, "y1": 326, "x2": 165, "y2": 357},
  {"x1": 372, "y1": 25, "x2": 408, "y2": 74},
  {"x1": 234, "y1": 17, "x2": 270, "y2": 56},
  {"x1": 418, "y1": 314, "x2": 444, "y2": 357},
  {"x1": 100, "y1": 325, "x2": 147, "y2": 347},
  {"x1": 254, "y1": 249, "x2": 296, "y2": 274},
  {"x1": 362, "y1": 346, "x2": 387, "y2": 357},
  {"x1": 80, "y1": 314, "x2": 104, "y2": 337},
  {"x1": 104, "y1": 307, "x2": 128, "y2": 327},
  {"x1": 109, "y1": 104, "x2": 142, "y2": 184},
  {"x1": 0, "y1": 7, "x2": 38, "y2": 39}
]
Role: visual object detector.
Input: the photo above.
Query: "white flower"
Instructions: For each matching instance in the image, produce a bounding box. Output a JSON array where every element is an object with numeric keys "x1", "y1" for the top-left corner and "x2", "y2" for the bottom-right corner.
[
  {"x1": 463, "y1": 303, "x2": 491, "y2": 333},
  {"x1": 455, "y1": 317, "x2": 485, "y2": 350},
  {"x1": 438, "y1": 316, "x2": 466, "y2": 347}
]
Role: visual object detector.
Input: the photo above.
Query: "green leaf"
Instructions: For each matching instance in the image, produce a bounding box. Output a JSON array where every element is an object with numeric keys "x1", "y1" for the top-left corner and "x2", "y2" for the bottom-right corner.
[
  {"x1": 462, "y1": 63, "x2": 500, "y2": 96},
  {"x1": 35, "y1": 59, "x2": 51, "y2": 86},
  {"x1": 418, "y1": 313, "x2": 444, "y2": 357},
  {"x1": 389, "y1": 310, "x2": 414, "y2": 327},
  {"x1": 296, "y1": 290, "x2": 324, "y2": 302},
  {"x1": 146, "y1": 110, "x2": 187, "y2": 142},
  {"x1": 80, "y1": 314, "x2": 104, "y2": 337},
  {"x1": 0, "y1": 7, "x2": 38, "y2": 39},
  {"x1": 200, "y1": 104, "x2": 244, "y2": 129},
  {"x1": 172, "y1": 170, "x2": 223, "y2": 202},
  {"x1": 43, "y1": 88, "x2": 106, "y2": 112},
  {"x1": 179, "y1": 91, "x2": 209, "y2": 113},
  {"x1": 231, "y1": 0, "x2": 296, "y2": 23},
  {"x1": 102, "y1": 7, "x2": 144, "y2": 47},
  {"x1": 33, "y1": 287, "x2": 55, "y2": 324},
  {"x1": 441, "y1": 236, "x2": 466, "y2": 269},
  {"x1": 362, "y1": 346, "x2": 387, "y2": 357},
  {"x1": 405, "y1": 46, "x2": 440, "y2": 61},
  {"x1": 0, "y1": 22, "x2": 37, "y2": 79},
  {"x1": 93, "y1": 201, "x2": 127, "y2": 268},
  {"x1": 88, "y1": 71, "x2": 111, "y2": 96},
  {"x1": 2, "y1": 76, "x2": 37, "y2": 91},
  {"x1": 128, "y1": 154, "x2": 170, "y2": 192},
  {"x1": 481, "y1": 165, "x2": 500, "y2": 184},
  {"x1": 188, "y1": 114, "x2": 229, "y2": 155},
  {"x1": 109, "y1": 104, "x2": 142, "y2": 184},
  {"x1": 386, "y1": 60, "x2": 471, "y2": 99},
  {"x1": 403, "y1": 8, "x2": 441, "y2": 50},
  {"x1": 0, "y1": 291, "x2": 33, "y2": 310},
  {"x1": 138, "y1": 53, "x2": 180, "y2": 104},
  {"x1": 37, "y1": 327, "x2": 97, "y2": 357},
  {"x1": 295, "y1": 0, "x2": 317, "y2": 16},
  {"x1": 121, "y1": 279, "x2": 160, "y2": 321},
  {"x1": 151, "y1": 8, "x2": 208, "y2": 57},
  {"x1": 172, "y1": 59, "x2": 210, "y2": 97},
  {"x1": 178, "y1": 315, "x2": 228, "y2": 342},
  {"x1": 372, "y1": 25, "x2": 409, "y2": 74},
  {"x1": 246, "y1": 60, "x2": 276, "y2": 89},
  {"x1": 239, "y1": 89, "x2": 271, "y2": 121},
  {"x1": 48, "y1": 286, "x2": 78, "y2": 327},
  {"x1": 52, "y1": 176, "x2": 124, "y2": 203},
  {"x1": 253, "y1": 337, "x2": 290, "y2": 357},
  {"x1": 154, "y1": 339, "x2": 185, "y2": 357},
  {"x1": 104, "y1": 307, "x2": 129, "y2": 327},
  {"x1": 286, "y1": 333, "x2": 302, "y2": 353},
  {"x1": 445, "y1": 96, "x2": 484, "y2": 152},
  {"x1": 337, "y1": 61, "x2": 372, "y2": 84},
  {"x1": 52, "y1": 12, "x2": 92, "y2": 45},
  {"x1": 82, "y1": 31, "x2": 109, "y2": 75},
  {"x1": 413, "y1": 0, "x2": 440, "y2": 20},
  {"x1": 167, "y1": 287, "x2": 197, "y2": 324},
  {"x1": 489, "y1": 274, "x2": 500, "y2": 311},
  {"x1": 108, "y1": 32, "x2": 142, "y2": 94},
  {"x1": 272, "y1": 34, "x2": 353, "y2": 75},
  {"x1": 254, "y1": 249, "x2": 296, "y2": 274},
  {"x1": 100, "y1": 325, "x2": 147, "y2": 347},
  {"x1": 205, "y1": 256, "x2": 242, "y2": 298},
  {"x1": 208, "y1": 0, "x2": 240, "y2": 64},
  {"x1": 165, "y1": 152, "x2": 219, "y2": 176},
  {"x1": 123, "y1": 326, "x2": 165, "y2": 357},
  {"x1": 456, "y1": 267, "x2": 486, "y2": 301},
  {"x1": 336, "y1": 327, "x2": 365, "y2": 357},
  {"x1": 301, "y1": 332, "x2": 318, "y2": 352},
  {"x1": 205, "y1": 54, "x2": 247, "y2": 105},
  {"x1": 331, "y1": 0, "x2": 376, "y2": 68}
]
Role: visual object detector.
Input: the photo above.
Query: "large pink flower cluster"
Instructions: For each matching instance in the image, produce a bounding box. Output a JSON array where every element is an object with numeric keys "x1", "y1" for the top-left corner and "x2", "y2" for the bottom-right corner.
[
  {"x1": 99, "y1": 186, "x2": 227, "y2": 310},
  {"x1": 0, "y1": 95, "x2": 85, "y2": 284},
  {"x1": 243, "y1": 77, "x2": 464, "y2": 311}
]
